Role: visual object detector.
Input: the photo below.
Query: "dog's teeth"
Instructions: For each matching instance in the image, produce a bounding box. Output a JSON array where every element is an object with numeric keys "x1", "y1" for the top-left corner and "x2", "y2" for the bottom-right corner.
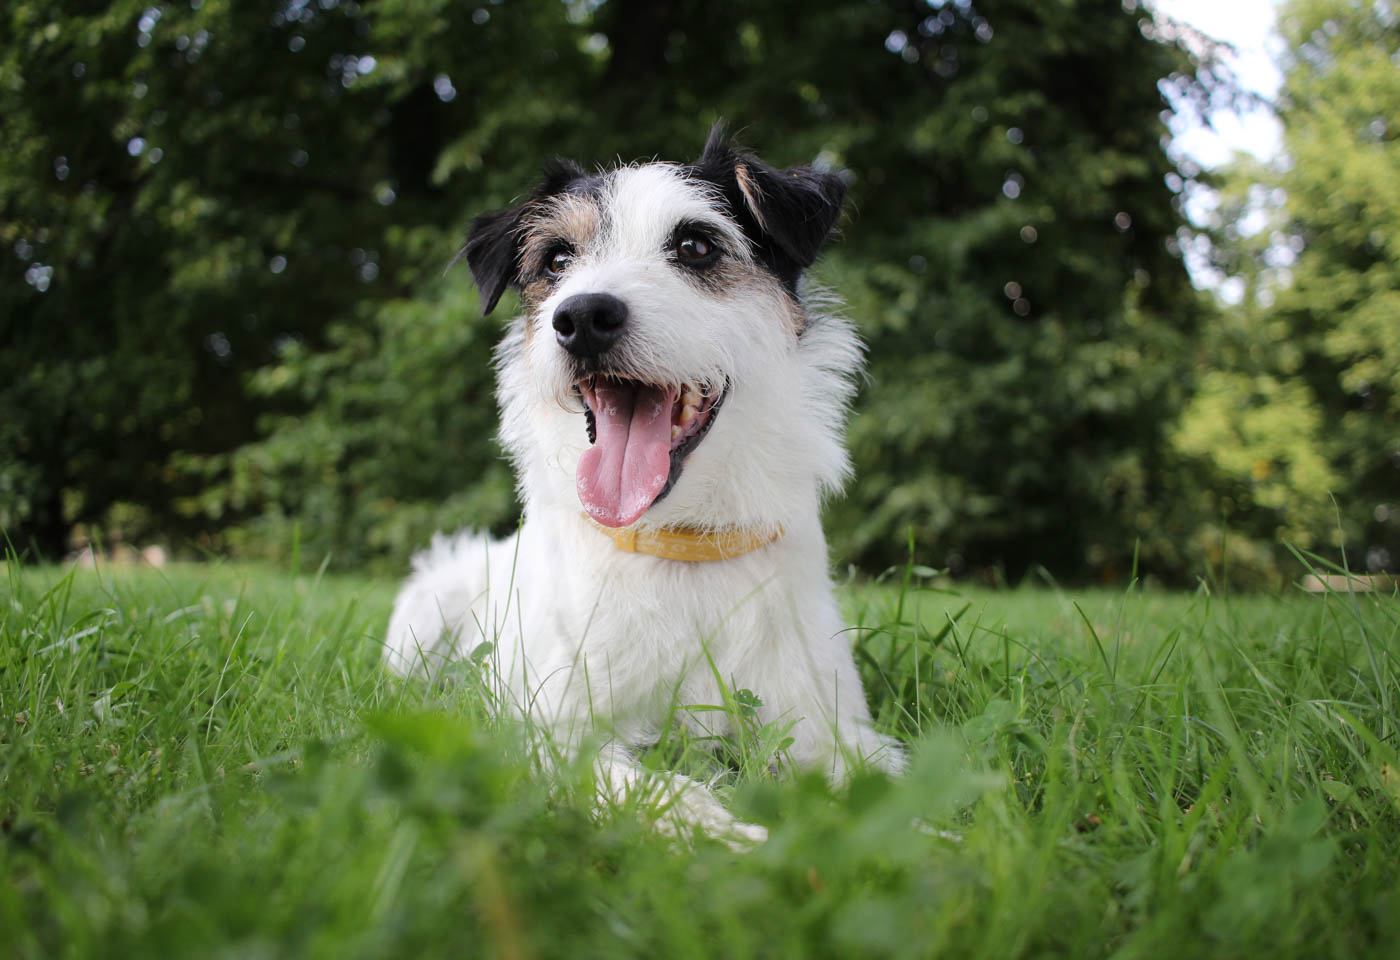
[
  {"x1": 671, "y1": 425, "x2": 681, "y2": 441},
  {"x1": 679, "y1": 404, "x2": 696, "y2": 425}
]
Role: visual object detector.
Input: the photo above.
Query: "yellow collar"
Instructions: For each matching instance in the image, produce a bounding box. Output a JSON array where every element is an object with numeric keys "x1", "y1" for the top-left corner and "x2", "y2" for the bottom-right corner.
[{"x1": 586, "y1": 517, "x2": 783, "y2": 562}]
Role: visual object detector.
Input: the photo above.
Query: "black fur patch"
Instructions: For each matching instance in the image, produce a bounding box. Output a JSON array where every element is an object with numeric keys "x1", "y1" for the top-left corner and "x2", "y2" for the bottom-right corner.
[
  {"x1": 461, "y1": 158, "x2": 597, "y2": 315},
  {"x1": 683, "y1": 123, "x2": 847, "y2": 294}
]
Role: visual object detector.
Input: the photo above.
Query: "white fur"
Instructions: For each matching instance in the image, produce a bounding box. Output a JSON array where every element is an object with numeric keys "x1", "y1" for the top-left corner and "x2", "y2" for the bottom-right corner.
[{"x1": 384, "y1": 162, "x2": 902, "y2": 844}]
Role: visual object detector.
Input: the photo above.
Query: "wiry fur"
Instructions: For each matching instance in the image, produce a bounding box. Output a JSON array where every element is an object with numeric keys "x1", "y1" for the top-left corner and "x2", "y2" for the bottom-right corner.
[{"x1": 385, "y1": 128, "x2": 902, "y2": 843}]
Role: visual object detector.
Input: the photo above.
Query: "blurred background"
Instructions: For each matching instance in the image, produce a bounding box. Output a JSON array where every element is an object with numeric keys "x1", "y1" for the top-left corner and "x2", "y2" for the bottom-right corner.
[{"x1": 2, "y1": 0, "x2": 1395, "y2": 587}]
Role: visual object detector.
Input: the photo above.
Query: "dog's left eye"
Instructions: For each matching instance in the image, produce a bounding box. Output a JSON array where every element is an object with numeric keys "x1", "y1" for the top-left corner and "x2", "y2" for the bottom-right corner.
[{"x1": 673, "y1": 234, "x2": 718, "y2": 266}]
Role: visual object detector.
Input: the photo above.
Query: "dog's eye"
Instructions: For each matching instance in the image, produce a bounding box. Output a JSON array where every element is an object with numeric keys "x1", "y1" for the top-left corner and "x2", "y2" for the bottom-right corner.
[
  {"x1": 677, "y1": 236, "x2": 710, "y2": 260},
  {"x1": 545, "y1": 247, "x2": 574, "y2": 279},
  {"x1": 673, "y1": 234, "x2": 718, "y2": 266}
]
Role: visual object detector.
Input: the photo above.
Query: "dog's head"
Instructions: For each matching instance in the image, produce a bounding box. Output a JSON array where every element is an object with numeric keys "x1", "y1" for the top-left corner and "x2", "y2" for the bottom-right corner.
[{"x1": 466, "y1": 125, "x2": 859, "y2": 531}]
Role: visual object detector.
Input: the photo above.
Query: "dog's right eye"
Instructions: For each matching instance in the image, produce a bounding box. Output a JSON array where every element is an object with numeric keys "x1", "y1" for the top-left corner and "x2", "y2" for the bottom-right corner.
[{"x1": 545, "y1": 247, "x2": 574, "y2": 279}]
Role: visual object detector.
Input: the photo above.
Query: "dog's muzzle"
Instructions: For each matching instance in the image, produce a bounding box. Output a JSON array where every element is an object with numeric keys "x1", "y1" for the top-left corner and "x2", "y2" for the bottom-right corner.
[{"x1": 553, "y1": 292, "x2": 628, "y2": 361}]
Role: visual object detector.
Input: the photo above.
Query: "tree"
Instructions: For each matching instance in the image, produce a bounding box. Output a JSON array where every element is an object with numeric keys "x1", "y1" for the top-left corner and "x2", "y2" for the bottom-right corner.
[
  {"x1": 4, "y1": 0, "x2": 1215, "y2": 581},
  {"x1": 807, "y1": 1, "x2": 1205, "y2": 580},
  {"x1": 1275, "y1": 0, "x2": 1399, "y2": 573},
  {"x1": 0, "y1": 0, "x2": 593, "y2": 558},
  {"x1": 1182, "y1": 0, "x2": 1399, "y2": 576}
]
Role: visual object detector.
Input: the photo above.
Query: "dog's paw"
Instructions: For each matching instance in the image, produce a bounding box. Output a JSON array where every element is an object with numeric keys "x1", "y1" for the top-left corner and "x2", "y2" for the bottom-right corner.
[
  {"x1": 721, "y1": 817, "x2": 770, "y2": 850},
  {"x1": 655, "y1": 799, "x2": 769, "y2": 851},
  {"x1": 595, "y1": 746, "x2": 768, "y2": 849},
  {"x1": 653, "y1": 780, "x2": 769, "y2": 850}
]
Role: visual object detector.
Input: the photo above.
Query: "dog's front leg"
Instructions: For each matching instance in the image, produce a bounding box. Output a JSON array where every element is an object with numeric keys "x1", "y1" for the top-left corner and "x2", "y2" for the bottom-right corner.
[
  {"x1": 773, "y1": 674, "x2": 907, "y2": 784},
  {"x1": 593, "y1": 743, "x2": 768, "y2": 849},
  {"x1": 779, "y1": 714, "x2": 905, "y2": 784}
]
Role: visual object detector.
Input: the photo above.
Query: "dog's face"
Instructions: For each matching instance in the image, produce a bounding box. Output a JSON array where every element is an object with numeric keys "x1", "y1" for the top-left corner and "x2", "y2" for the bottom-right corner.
[{"x1": 465, "y1": 128, "x2": 856, "y2": 530}]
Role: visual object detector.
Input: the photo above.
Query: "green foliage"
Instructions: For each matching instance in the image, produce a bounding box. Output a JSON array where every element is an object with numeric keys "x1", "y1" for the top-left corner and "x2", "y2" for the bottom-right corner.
[
  {"x1": 183, "y1": 270, "x2": 518, "y2": 569},
  {"x1": 3, "y1": 562, "x2": 1398, "y2": 957},
  {"x1": 3, "y1": 0, "x2": 1221, "y2": 581},
  {"x1": 1, "y1": 1, "x2": 379, "y2": 555},
  {"x1": 1169, "y1": 279, "x2": 1341, "y2": 583},
  {"x1": 819, "y1": 3, "x2": 1204, "y2": 582},
  {"x1": 1273, "y1": 0, "x2": 1400, "y2": 573},
  {"x1": 1192, "y1": 0, "x2": 1400, "y2": 577},
  {"x1": 0, "y1": 0, "x2": 595, "y2": 558}
]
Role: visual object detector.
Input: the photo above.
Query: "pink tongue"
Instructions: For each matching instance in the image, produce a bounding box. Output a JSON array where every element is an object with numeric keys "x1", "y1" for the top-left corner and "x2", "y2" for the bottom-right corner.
[{"x1": 577, "y1": 382, "x2": 676, "y2": 527}]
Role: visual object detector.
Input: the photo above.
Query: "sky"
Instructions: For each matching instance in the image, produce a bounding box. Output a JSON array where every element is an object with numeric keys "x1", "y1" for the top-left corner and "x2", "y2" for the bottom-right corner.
[
  {"x1": 1146, "y1": 0, "x2": 1290, "y2": 296},
  {"x1": 1149, "y1": 0, "x2": 1287, "y2": 168}
]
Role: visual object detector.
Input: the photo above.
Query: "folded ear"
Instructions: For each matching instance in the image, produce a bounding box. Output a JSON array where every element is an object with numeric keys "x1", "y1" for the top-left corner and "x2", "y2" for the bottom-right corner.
[
  {"x1": 691, "y1": 123, "x2": 848, "y2": 291},
  {"x1": 463, "y1": 206, "x2": 524, "y2": 315},
  {"x1": 460, "y1": 158, "x2": 589, "y2": 316}
]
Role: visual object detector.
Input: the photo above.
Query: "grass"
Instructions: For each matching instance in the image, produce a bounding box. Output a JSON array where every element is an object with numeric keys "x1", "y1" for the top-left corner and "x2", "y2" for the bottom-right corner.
[{"x1": 2, "y1": 557, "x2": 1397, "y2": 959}]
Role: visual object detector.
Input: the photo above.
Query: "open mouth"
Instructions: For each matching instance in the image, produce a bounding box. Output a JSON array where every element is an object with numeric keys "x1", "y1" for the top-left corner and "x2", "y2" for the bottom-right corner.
[{"x1": 575, "y1": 376, "x2": 725, "y2": 528}]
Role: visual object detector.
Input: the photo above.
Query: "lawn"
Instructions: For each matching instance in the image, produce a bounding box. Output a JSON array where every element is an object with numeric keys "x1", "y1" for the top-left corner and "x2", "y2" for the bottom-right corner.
[{"x1": 2, "y1": 558, "x2": 1397, "y2": 958}]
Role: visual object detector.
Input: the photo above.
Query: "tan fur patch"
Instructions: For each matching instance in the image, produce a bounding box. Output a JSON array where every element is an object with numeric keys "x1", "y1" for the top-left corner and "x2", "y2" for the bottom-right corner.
[
  {"x1": 689, "y1": 256, "x2": 806, "y2": 336},
  {"x1": 519, "y1": 276, "x2": 555, "y2": 314},
  {"x1": 777, "y1": 283, "x2": 808, "y2": 336},
  {"x1": 517, "y1": 193, "x2": 603, "y2": 340},
  {"x1": 520, "y1": 194, "x2": 601, "y2": 276},
  {"x1": 734, "y1": 162, "x2": 769, "y2": 234}
]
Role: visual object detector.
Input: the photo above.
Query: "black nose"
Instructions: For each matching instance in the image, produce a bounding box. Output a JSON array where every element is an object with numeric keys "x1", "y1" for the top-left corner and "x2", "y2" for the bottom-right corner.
[{"x1": 552, "y1": 293, "x2": 628, "y2": 359}]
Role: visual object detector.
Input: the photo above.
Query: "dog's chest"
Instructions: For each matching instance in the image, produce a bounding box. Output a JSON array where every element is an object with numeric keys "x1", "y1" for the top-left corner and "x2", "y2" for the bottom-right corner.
[{"x1": 520, "y1": 527, "x2": 808, "y2": 717}]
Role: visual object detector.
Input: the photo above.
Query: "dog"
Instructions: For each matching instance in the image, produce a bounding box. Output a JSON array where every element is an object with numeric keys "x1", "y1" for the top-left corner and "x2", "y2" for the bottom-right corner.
[{"x1": 383, "y1": 125, "x2": 902, "y2": 843}]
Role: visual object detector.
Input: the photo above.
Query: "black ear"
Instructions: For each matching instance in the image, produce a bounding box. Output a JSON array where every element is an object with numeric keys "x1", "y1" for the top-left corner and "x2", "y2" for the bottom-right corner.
[
  {"x1": 691, "y1": 123, "x2": 848, "y2": 291},
  {"x1": 461, "y1": 158, "x2": 590, "y2": 316},
  {"x1": 463, "y1": 206, "x2": 524, "y2": 315}
]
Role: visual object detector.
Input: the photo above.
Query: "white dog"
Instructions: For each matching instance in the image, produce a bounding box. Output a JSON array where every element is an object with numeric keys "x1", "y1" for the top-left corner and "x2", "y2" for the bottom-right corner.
[{"x1": 384, "y1": 126, "x2": 902, "y2": 842}]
